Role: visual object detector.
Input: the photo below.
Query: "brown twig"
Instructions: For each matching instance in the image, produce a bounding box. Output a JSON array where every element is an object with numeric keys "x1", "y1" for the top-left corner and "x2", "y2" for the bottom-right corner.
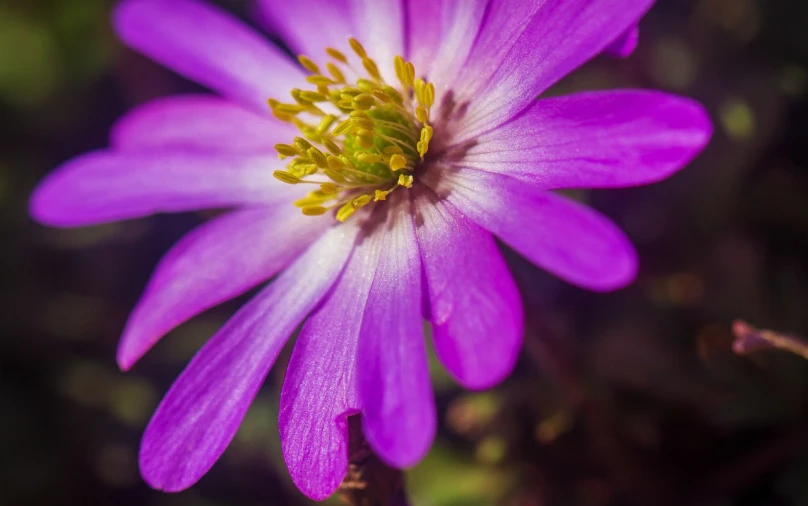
[
  {"x1": 338, "y1": 416, "x2": 410, "y2": 506},
  {"x1": 732, "y1": 320, "x2": 808, "y2": 360}
]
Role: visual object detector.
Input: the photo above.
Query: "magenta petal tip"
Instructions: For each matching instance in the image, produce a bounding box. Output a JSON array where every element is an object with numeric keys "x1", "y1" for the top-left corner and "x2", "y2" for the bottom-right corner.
[{"x1": 606, "y1": 25, "x2": 640, "y2": 59}]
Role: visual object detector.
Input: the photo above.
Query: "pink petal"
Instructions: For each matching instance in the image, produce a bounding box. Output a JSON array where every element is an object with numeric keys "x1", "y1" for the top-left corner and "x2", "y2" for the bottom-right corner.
[
  {"x1": 349, "y1": 0, "x2": 405, "y2": 84},
  {"x1": 111, "y1": 95, "x2": 295, "y2": 152},
  {"x1": 139, "y1": 222, "x2": 360, "y2": 492},
  {"x1": 457, "y1": 0, "x2": 654, "y2": 140},
  {"x1": 279, "y1": 227, "x2": 384, "y2": 500},
  {"x1": 414, "y1": 190, "x2": 523, "y2": 390},
  {"x1": 357, "y1": 191, "x2": 436, "y2": 467},
  {"x1": 404, "y1": 0, "x2": 488, "y2": 93},
  {"x1": 118, "y1": 206, "x2": 332, "y2": 370},
  {"x1": 257, "y1": 0, "x2": 354, "y2": 60},
  {"x1": 606, "y1": 25, "x2": 640, "y2": 58},
  {"x1": 113, "y1": 0, "x2": 304, "y2": 112},
  {"x1": 424, "y1": 168, "x2": 638, "y2": 292},
  {"x1": 450, "y1": 0, "x2": 544, "y2": 100},
  {"x1": 258, "y1": 0, "x2": 404, "y2": 83},
  {"x1": 29, "y1": 150, "x2": 295, "y2": 227},
  {"x1": 463, "y1": 90, "x2": 712, "y2": 189}
]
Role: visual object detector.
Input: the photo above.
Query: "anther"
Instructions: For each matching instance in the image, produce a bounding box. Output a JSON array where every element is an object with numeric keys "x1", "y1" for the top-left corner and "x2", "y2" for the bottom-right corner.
[
  {"x1": 336, "y1": 202, "x2": 356, "y2": 222},
  {"x1": 356, "y1": 79, "x2": 375, "y2": 92},
  {"x1": 389, "y1": 154, "x2": 407, "y2": 172},
  {"x1": 298, "y1": 90, "x2": 328, "y2": 103},
  {"x1": 356, "y1": 152, "x2": 382, "y2": 164},
  {"x1": 320, "y1": 183, "x2": 339, "y2": 194},
  {"x1": 294, "y1": 137, "x2": 313, "y2": 152},
  {"x1": 414, "y1": 78, "x2": 426, "y2": 104},
  {"x1": 362, "y1": 58, "x2": 381, "y2": 81},
  {"x1": 332, "y1": 119, "x2": 352, "y2": 136},
  {"x1": 382, "y1": 86, "x2": 403, "y2": 104},
  {"x1": 273, "y1": 170, "x2": 302, "y2": 184},
  {"x1": 317, "y1": 115, "x2": 336, "y2": 134},
  {"x1": 415, "y1": 105, "x2": 428, "y2": 123},
  {"x1": 351, "y1": 116, "x2": 374, "y2": 131},
  {"x1": 352, "y1": 195, "x2": 371, "y2": 208},
  {"x1": 306, "y1": 75, "x2": 334, "y2": 86},
  {"x1": 404, "y1": 62, "x2": 415, "y2": 86},
  {"x1": 327, "y1": 156, "x2": 346, "y2": 170},
  {"x1": 424, "y1": 82, "x2": 435, "y2": 108},
  {"x1": 275, "y1": 144, "x2": 299, "y2": 158},
  {"x1": 394, "y1": 55, "x2": 406, "y2": 84},
  {"x1": 372, "y1": 89, "x2": 391, "y2": 103},
  {"x1": 301, "y1": 206, "x2": 328, "y2": 216},
  {"x1": 398, "y1": 174, "x2": 414, "y2": 188},
  {"x1": 307, "y1": 147, "x2": 328, "y2": 168},
  {"x1": 355, "y1": 129, "x2": 375, "y2": 149},
  {"x1": 274, "y1": 103, "x2": 305, "y2": 115},
  {"x1": 326, "y1": 63, "x2": 345, "y2": 83},
  {"x1": 353, "y1": 94, "x2": 376, "y2": 110},
  {"x1": 349, "y1": 38, "x2": 367, "y2": 58},
  {"x1": 297, "y1": 55, "x2": 320, "y2": 74},
  {"x1": 322, "y1": 139, "x2": 342, "y2": 156},
  {"x1": 326, "y1": 47, "x2": 348, "y2": 63}
]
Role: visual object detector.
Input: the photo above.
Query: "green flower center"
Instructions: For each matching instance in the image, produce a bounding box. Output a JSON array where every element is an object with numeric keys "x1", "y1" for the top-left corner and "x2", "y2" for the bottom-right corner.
[{"x1": 268, "y1": 38, "x2": 435, "y2": 221}]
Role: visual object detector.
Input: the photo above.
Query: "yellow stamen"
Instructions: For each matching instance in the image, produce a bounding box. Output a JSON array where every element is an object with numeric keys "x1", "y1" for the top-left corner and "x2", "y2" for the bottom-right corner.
[
  {"x1": 294, "y1": 191, "x2": 335, "y2": 208},
  {"x1": 326, "y1": 63, "x2": 346, "y2": 83},
  {"x1": 353, "y1": 94, "x2": 376, "y2": 110},
  {"x1": 294, "y1": 137, "x2": 313, "y2": 152},
  {"x1": 424, "y1": 82, "x2": 435, "y2": 109},
  {"x1": 362, "y1": 58, "x2": 382, "y2": 81},
  {"x1": 273, "y1": 170, "x2": 302, "y2": 184},
  {"x1": 317, "y1": 115, "x2": 336, "y2": 134},
  {"x1": 415, "y1": 106, "x2": 428, "y2": 123},
  {"x1": 357, "y1": 152, "x2": 383, "y2": 164},
  {"x1": 320, "y1": 183, "x2": 339, "y2": 194},
  {"x1": 307, "y1": 147, "x2": 328, "y2": 168},
  {"x1": 306, "y1": 75, "x2": 334, "y2": 86},
  {"x1": 297, "y1": 55, "x2": 320, "y2": 74},
  {"x1": 349, "y1": 38, "x2": 367, "y2": 58},
  {"x1": 352, "y1": 195, "x2": 372, "y2": 208},
  {"x1": 275, "y1": 144, "x2": 299, "y2": 158},
  {"x1": 326, "y1": 47, "x2": 348, "y2": 63},
  {"x1": 269, "y1": 39, "x2": 438, "y2": 220},
  {"x1": 336, "y1": 201, "x2": 357, "y2": 222},
  {"x1": 355, "y1": 129, "x2": 374, "y2": 149},
  {"x1": 322, "y1": 138, "x2": 342, "y2": 156},
  {"x1": 389, "y1": 154, "x2": 407, "y2": 172},
  {"x1": 302, "y1": 206, "x2": 328, "y2": 216}
]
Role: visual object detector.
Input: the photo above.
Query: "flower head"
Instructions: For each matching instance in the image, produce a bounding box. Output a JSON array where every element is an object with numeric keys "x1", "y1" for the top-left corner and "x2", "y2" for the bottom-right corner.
[
  {"x1": 29, "y1": 0, "x2": 711, "y2": 500},
  {"x1": 268, "y1": 39, "x2": 437, "y2": 220}
]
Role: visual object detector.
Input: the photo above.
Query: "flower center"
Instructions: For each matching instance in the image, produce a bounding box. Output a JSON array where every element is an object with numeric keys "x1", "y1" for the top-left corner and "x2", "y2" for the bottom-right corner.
[{"x1": 269, "y1": 39, "x2": 435, "y2": 221}]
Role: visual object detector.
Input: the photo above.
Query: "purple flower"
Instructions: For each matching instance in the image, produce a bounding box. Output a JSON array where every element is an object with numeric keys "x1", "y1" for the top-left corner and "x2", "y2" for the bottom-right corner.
[{"x1": 29, "y1": 0, "x2": 711, "y2": 500}]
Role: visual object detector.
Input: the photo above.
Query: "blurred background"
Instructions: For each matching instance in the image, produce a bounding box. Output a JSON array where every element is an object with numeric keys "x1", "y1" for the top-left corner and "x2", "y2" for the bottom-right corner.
[{"x1": 3, "y1": 0, "x2": 808, "y2": 504}]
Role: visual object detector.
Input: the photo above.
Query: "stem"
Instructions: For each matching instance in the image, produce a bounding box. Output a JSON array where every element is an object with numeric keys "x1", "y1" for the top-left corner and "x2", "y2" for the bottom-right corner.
[
  {"x1": 732, "y1": 320, "x2": 808, "y2": 360},
  {"x1": 338, "y1": 416, "x2": 411, "y2": 506}
]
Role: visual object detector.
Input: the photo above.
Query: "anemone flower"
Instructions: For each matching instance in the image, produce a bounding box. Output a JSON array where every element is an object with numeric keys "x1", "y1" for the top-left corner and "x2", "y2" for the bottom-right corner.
[{"x1": 30, "y1": 0, "x2": 712, "y2": 500}]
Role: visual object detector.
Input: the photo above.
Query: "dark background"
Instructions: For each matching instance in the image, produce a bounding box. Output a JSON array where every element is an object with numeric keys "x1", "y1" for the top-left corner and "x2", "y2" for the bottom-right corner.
[{"x1": 3, "y1": 0, "x2": 808, "y2": 504}]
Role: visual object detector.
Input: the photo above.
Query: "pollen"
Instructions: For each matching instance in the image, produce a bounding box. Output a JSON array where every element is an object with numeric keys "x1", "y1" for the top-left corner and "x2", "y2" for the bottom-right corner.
[{"x1": 268, "y1": 38, "x2": 436, "y2": 221}]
